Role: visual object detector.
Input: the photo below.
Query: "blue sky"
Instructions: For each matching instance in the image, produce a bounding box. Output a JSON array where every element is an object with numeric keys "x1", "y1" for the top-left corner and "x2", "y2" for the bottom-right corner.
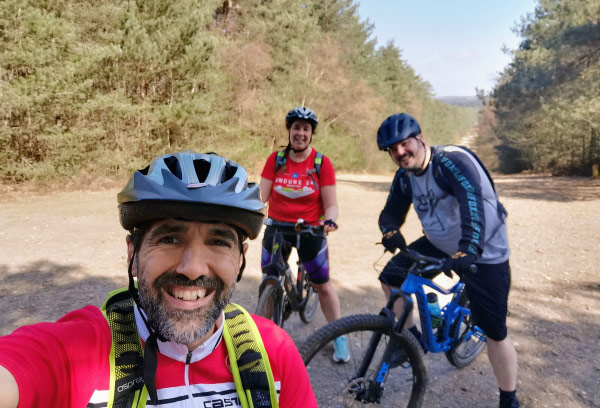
[{"x1": 356, "y1": 0, "x2": 538, "y2": 97}]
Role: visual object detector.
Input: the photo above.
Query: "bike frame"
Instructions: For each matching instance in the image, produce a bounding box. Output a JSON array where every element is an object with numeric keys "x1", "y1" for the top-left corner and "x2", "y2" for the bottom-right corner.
[
  {"x1": 260, "y1": 219, "x2": 323, "y2": 311},
  {"x1": 397, "y1": 273, "x2": 477, "y2": 353},
  {"x1": 354, "y1": 253, "x2": 485, "y2": 401}
]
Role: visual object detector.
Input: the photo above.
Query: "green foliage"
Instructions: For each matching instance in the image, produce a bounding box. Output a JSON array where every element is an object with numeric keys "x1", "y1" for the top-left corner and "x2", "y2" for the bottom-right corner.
[
  {"x1": 1, "y1": 0, "x2": 477, "y2": 184},
  {"x1": 492, "y1": 0, "x2": 600, "y2": 175}
]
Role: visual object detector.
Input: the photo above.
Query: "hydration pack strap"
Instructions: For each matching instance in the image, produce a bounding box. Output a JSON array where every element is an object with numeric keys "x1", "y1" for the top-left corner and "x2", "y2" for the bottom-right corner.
[
  {"x1": 275, "y1": 149, "x2": 323, "y2": 190},
  {"x1": 223, "y1": 303, "x2": 279, "y2": 408},
  {"x1": 101, "y1": 288, "x2": 147, "y2": 408}
]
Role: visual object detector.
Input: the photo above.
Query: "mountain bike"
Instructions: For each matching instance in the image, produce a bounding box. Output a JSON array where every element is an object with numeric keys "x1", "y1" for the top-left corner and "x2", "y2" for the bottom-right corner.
[
  {"x1": 255, "y1": 218, "x2": 322, "y2": 327},
  {"x1": 299, "y1": 248, "x2": 486, "y2": 407}
]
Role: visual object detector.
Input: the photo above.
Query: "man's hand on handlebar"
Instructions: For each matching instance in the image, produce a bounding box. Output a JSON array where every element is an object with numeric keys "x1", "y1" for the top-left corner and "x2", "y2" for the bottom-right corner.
[
  {"x1": 381, "y1": 229, "x2": 407, "y2": 253},
  {"x1": 442, "y1": 251, "x2": 477, "y2": 277}
]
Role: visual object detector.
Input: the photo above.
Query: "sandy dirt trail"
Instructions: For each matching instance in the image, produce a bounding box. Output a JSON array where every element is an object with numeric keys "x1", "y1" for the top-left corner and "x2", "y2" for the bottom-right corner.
[{"x1": 1, "y1": 174, "x2": 599, "y2": 407}]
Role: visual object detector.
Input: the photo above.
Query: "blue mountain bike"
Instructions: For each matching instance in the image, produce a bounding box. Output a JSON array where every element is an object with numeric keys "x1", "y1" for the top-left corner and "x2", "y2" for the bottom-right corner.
[{"x1": 300, "y1": 248, "x2": 486, "y2": 407}]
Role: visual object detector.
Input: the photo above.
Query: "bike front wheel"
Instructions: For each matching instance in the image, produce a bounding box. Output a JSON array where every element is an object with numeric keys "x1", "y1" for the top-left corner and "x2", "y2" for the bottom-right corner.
[
  {"x1": 299, "y1": 271, "x2": 319, "y2": 323},
  {"x1": 255, "y1": 283, "x2": 286, "y2": 327},
  {"x1": 300, "y1": 314, "x2": 427, "y2": 407},
  {"x1": 445, "y1": 298, "x2": 486, "y2": 368}
]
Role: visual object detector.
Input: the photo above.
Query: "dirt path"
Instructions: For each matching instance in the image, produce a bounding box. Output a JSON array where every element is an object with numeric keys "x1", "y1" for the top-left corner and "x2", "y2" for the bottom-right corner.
[{"x1": 1, "y1": 174, "x2": 599, "y2": 407}]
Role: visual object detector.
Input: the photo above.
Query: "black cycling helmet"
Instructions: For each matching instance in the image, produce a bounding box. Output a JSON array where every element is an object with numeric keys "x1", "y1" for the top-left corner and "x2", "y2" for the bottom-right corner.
[
  {"x1": 376, "y1": 113, "x2": 421, "y2": 151},
  {"x1": 118, "y1": 151, "x2": 265, "y2": 239},
  {"x1": 285, "y1": 106, "x2": 319, "y2": 130}
]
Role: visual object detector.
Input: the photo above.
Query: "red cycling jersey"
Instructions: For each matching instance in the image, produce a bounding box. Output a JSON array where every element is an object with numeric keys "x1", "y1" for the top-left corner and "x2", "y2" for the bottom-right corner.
[
  {"x1": 261, "y1": 149, "x2": 336, "y2": 225},
  {"x1": 0, "y1": 305, "x2": 316, "y2": 407}
]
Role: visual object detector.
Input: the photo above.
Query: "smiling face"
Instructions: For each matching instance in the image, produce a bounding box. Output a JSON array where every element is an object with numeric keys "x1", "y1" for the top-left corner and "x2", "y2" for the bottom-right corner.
[
  {"x1": 386, "y1": 135, "x2": 427, "y2": 173},
  {"x1": 128, "y1": 219, "x2": 247, "y2": 349},
  {"x1": 289, "y1": 119, "x2": 313, "y2": 152}
]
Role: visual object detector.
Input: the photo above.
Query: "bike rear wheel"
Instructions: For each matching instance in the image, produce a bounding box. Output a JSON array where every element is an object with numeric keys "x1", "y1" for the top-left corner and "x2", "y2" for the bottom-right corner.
[
  {"x1": 444, "y1": 298, "x2": 486, "y2": 368},
  {"x1": 299, "y1": 271, "x2": 319, "y2": 323},
  {"x1": 300, "y1": 314, "x2": 427, "y2": 407},
  {"x1": 255, "y1": 284, "x2": 286, "y2": 328}
]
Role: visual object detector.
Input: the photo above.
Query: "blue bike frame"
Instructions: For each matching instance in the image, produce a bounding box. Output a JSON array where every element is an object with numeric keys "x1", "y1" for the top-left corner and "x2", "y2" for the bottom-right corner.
[{"x1": 397, "y1": 274, "x2": 485, "y2": 353}]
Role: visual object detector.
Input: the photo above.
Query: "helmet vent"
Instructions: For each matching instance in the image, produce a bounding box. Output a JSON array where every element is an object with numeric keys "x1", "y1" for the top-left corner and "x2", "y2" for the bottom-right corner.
[
  {"x1": 192, "y1": 159, "x2": 211, "y2": 183},
  {"x1": 223, "y1": 163, "x2": 238, "y2": 182},
  {"x1": 163, "y1": 156, "x2": 182, "y2": 180},
  {"x1": 139, "y1": 165, "x2": 150, "y2": 175}
]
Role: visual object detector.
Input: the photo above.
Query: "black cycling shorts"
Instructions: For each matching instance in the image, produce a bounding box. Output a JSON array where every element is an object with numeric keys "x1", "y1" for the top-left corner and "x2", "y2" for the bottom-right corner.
[
  {"x1": 379, "y1": 236, "x2": 511, "y2": 341},
  {"x1": 261, "y1": 225, "x2": 330, "y2": 284}
]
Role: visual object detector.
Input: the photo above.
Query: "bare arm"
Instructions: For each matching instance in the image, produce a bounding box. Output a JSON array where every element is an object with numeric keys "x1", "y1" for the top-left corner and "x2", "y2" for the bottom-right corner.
[
  {"x1": 0, "y1": 365, "x2": 19, "y2": 408},
  {"x1": 259, "y1": 177, "x2": 273, "y2": 204},
  {"x1": 320, "y1": 185, "x2": 339, "y2": 233}
]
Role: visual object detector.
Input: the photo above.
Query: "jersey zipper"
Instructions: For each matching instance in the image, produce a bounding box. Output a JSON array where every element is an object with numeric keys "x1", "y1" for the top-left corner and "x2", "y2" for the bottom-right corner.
[{"x1": 185, "y1": 351, "x2": 197, "y2": 407}]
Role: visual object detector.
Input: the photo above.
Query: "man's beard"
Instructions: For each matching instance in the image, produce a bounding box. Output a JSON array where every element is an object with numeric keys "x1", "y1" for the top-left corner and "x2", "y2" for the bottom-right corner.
[
  {"x1": 397, "y1": 151, "x2": 426, "y2": 173},
  {"x1": 137, "y1": 271, "x2": 235, "y2": 345}
]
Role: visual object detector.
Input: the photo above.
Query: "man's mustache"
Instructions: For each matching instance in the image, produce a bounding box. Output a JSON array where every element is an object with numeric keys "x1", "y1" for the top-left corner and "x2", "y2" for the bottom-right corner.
[{"x1": 152, "y1": 272, "x2": 225, "y2": 291}]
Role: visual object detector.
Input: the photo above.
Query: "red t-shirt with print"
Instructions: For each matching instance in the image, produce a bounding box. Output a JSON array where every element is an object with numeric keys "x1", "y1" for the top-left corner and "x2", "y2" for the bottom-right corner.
[{"x1": 261, "y1": 149, "x2": 336, "y2": 225}]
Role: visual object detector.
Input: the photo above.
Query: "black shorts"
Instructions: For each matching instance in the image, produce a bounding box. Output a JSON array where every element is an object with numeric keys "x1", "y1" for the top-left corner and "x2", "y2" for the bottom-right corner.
[
  {"x1": 379, "y1": 236, "x2": 511, "y2": 341},
  {"x1": 261, "y1": 225, "x2": 330, "y2": 284}
]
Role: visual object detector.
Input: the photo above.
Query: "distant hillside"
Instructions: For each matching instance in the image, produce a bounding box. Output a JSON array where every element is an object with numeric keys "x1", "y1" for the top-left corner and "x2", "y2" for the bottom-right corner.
[
  {"x1": 1, "y1": 0, "x2": 478, "y2": 184},
  {"x1": 438, "y1": 96, "x2": 482, "y2": 108}
]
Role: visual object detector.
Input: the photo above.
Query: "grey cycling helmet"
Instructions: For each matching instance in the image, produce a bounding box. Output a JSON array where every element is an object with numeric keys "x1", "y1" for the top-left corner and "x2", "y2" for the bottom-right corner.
[
  {"x1": 285, "y1": 106, "x2": 319, "y2": 130},
  {"x1": 118, "y1": 151, "x2": 265, "y2": 239},
  {"x1": 377, "y1": 113, "x2": 421, "y2": 151}
]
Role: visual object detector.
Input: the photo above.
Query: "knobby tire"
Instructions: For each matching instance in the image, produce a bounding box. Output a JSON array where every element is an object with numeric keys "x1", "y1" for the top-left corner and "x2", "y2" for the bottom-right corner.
[
  {"x1": 299, "y1": 272, "x2": 319, "y2": 324},
  {"x1": 300, "y1": 314, "x2": 427, "y2": 407},
  {"x1": 444, "y1": 298, "x2": 486, "y2": 368},
  {"x1": 255, "y1": 284, "x2": 285, "y2": 327}
]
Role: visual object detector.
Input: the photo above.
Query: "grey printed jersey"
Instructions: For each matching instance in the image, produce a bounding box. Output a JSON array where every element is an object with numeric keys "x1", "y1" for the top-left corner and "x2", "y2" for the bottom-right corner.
[{"x1": 379, "y1": 145, "x2": 510, "y2": 264}]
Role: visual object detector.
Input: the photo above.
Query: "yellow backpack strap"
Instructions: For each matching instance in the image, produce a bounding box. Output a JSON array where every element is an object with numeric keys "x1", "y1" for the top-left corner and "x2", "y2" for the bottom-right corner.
[
  {"x1": 101, "y1": 287, "x2": 148, "y2": 408},
  {"x1": 223, "y1": 303, "x2": 279, "y2": 408}
]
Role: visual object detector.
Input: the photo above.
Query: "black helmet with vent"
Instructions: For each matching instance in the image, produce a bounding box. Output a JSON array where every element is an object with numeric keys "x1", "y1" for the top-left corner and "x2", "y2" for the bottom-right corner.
[
  {"x1": 285, "y1": 106, "x2": 319, "y2": 130},
  {"x1": 377, "y1": 113, "x2": 421, "y2": 151},
  {"x1": 118, "y1": 151, "x2": 265, "y2": 239}
]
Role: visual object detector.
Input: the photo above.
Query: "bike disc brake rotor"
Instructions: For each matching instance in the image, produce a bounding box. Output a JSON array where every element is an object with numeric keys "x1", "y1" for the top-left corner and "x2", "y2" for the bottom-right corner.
[{"x1": 342, "y1": 377, "x2": 370, "y2": 407}]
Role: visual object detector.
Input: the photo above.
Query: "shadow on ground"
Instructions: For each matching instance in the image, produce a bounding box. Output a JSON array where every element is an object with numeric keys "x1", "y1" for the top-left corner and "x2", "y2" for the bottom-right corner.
[
  {"x1": 493, "y1": 174, "x2": 600, "y2": 202},
  {"x1": 0, "y1": 261, "x2": 123, "y2": 335}
]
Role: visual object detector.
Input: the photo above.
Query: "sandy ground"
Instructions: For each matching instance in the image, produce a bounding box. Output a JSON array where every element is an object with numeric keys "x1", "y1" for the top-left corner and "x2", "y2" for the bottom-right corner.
[{"x1": 1, "y1": 173, "x2": 599, "y2": 407}]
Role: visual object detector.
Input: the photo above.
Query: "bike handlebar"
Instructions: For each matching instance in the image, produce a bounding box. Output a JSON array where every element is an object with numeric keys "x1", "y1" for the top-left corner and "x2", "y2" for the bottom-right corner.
[
  {"x1": 400, "y1": 248, "x2": 478, "y2": 276},
  {"x1": 264, "y1": 218, "x2": 325, "y2": 234}
]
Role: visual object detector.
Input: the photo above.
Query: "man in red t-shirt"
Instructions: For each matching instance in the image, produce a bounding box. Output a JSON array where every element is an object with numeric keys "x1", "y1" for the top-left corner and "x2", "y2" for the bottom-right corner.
[
  {"x1": 259, "y1": 107, "x2": 349, "y2": 364},
  {"x1": 0, "y1": 151, "x2": 316, "y2": 408}
]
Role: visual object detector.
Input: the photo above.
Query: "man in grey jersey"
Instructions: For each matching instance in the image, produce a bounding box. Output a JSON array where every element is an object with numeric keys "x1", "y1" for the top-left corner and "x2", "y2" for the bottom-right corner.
[{"x1": 376, "y1": 113, "x2": 520, "y2": 408}]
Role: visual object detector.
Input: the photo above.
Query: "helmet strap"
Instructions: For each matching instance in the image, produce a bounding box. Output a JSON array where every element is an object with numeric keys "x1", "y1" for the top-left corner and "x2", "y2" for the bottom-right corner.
[
  {"x1": 127, "y1": 243, "x2": 141, "y2": 306},
  {"x1": 237, "y1": 252, "x2": 246, "y2": 282},
  {"x1": 414, "y1": 140, "x2": 432, "y2": 176}
]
